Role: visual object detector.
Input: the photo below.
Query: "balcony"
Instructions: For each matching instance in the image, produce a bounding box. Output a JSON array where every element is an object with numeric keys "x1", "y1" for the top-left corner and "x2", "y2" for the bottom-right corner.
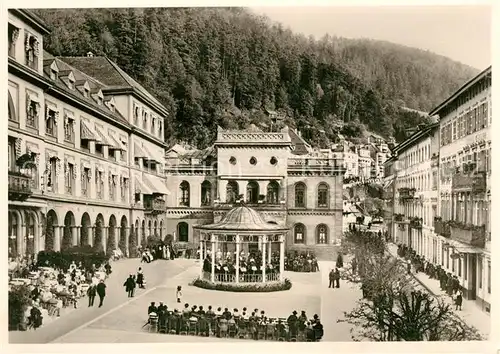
[
  {"x1": 451, "y1": 172, "x2": 486, "y2": 193},
  {"x1": 433, "y1": 217, "x2": 451, "y2": 238},
  {"x1": 398, "y1": 187, "x2": 415, "y2": 200},
  {"x1": 8, "y1": 172, "x2": 32, "y2": 201},
  {"x1": 287, "y1": 158, "x2": 345, "y2": 174},
  {"x1": 214, "y1": 200, "x2": 286, "y2": 210},
  {"x1": 409, "y1": 217, "x2": 423, "y2": 229},
  {"x1": 144, "y1": 199, "x2": 166, "y2": 214},
  {"x1": 449, "y1": 221, "x2": 486, "y2": 248},
  {"x1": 394, "y1": 213, "x2": 406, "y2": 223}
]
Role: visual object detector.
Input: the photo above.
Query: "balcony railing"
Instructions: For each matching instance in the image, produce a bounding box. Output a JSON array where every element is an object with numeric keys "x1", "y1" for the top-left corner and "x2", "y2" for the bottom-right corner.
[
  {"x1": 451, "y1": 172, "x2": 486, "y2": 193},
  {"x1": 398, "y1": 188, "x2": 416, "y2": 200},
  {"x1": 144, "y1": 199, "x2": 166, "y2": 214},
  {"x1": 449, "y1": 222, "x2": 486, "y2": 248},
  {"x1": 433, "y1": 217, "x2": 451, "y2": 238},
  {"x1": 214, "y1": 201, "x2": 286, "y2": 210},
  {"x1": 8, "y1": 172, "x2": 32, "y2": 201},
  {"x1": 203, "y1": 272, "x2": 281, "y2": 283}
]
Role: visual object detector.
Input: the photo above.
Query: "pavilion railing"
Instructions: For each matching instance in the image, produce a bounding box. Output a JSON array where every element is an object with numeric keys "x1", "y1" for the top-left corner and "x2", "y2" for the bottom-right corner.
[{"x1": 202, "y1": 271, "x2": 281, "y2": 283}]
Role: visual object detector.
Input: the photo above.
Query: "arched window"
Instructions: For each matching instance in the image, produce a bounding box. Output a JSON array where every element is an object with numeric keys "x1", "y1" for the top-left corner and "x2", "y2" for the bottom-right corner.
[
  {"x1": 294, "y1": 223, "x2": 305, "y2": 244},
  {"x1": 179, "y1": 181, "x2": 190, "y2": 207},
  {"x1": 201, "y1": 180, "x2": 212, "y2": 206},
  {"x1": 317, "y1": 183, "x2": 329, "y2": 208},
  {"x1": 295, "y1": 182, "x2": 306, "y2": 208},
  {"x1": 148, "y1": 220, "x2": 152, "y2": 237},
  {"x1": 246, "y1": 181, "x2": 259, "y2": 204},
  {"x1": 267, "y1": 181, "x2": 280, "y2": 204},
  {"x1": 316, "y1": 224, "x2": 328, "y2": 244},
  {"x1": 226, "y1": 181, "x2": 239, "y2": 203},
  {"x1": 178, "y1": 222, "x2": 189, "y2": 242}
]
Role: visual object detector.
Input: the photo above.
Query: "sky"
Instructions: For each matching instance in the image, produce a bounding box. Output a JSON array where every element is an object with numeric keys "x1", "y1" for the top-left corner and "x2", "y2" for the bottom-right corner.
[{"x1": 251, "y1": 6, "x2": 491, "y2": 70}]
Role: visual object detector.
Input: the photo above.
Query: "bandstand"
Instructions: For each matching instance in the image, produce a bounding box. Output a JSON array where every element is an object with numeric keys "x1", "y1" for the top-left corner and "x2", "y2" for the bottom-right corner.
[{"x1": 194, "y1": 205, "x2": 289, "y2": 284}]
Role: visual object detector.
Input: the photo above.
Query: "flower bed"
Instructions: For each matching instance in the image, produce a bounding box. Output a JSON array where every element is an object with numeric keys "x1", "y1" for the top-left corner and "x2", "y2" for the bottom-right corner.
[{"x1": 191, "y1": 277, "x2": 292, "y2": 292}]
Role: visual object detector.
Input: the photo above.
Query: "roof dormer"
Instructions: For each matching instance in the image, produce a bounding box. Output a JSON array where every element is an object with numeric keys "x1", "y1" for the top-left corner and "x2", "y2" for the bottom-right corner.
[
  {"x1": 104, "y1": 96, "x2": 116, "y2": 112},
  {"x1": 76, "y1": 80, "x2": 91, "y2": 98},
  {"x1": 43, "y1": 60, "x2": 59, "y2": 80},
  {"x1": 91, "y1": 88, "x2": 104, "y2": 105},
  {"x1": 60, "y1": 70, "x2": 76, "y2": 90}
]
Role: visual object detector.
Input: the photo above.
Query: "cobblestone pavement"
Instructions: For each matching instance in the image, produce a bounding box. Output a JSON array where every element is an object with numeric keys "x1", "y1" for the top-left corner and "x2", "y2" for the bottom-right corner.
[
  {"x1": 9, "y1": 258, "x2": 195, "y2": 344},
  {"x1": 52, "y1": 263, "x2": 322, "y2": 343}
]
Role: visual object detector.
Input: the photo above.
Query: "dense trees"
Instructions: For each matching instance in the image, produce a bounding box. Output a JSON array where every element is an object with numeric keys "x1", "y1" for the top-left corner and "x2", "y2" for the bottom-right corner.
[
  {"x1": 34, "y1": 8, "x2": 479, "y2": 148},
  {"x1": 340, "y1": 230, "x2": 482, "y2": 341}
]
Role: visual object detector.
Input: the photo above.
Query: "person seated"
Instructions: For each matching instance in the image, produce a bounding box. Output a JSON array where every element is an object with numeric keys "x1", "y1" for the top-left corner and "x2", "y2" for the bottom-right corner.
[
  {"x1": 148, "y1": 302, "x2": 158, "y2": 315},
  {"x1": 182, "y1": 303, "x2": 191, "y2": 317},
  {"x1": 28, "y1": 301, "x2": 43, "y2": 329},
  {"x1": 218, "y1": 315, "x2": 228, "y2": 337},
  {"x1": 222, "y1": 307, "x2": 231, "y2": 320},
  {"x1": 232, "y1": 308, "x2": 240, "y2": 321},
  {"x1": 206, "y1": 305, "x2": 215, "y2": 318}
]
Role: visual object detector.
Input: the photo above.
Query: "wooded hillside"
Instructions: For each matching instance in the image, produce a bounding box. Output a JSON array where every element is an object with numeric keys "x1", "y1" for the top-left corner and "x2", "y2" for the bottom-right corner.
[{"x1": 33, "y1": 8, "x2": 479, "y2": 148}]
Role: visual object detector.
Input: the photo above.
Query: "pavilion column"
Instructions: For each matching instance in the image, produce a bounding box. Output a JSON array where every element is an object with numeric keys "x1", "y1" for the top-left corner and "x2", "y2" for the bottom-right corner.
[
  {"x1": 280, "y1": 234, "x2": 285, "y2": 281},
  {"x1": 258, "y1": 237, "x2": 262, "y2": 251},
  {"x1": 211, "y1": 234, "x2": 215, "y2": 282},
  {"x1": 268, "y1": 241, "x2": 272, "y2": 264},
  {"x1": 235, "y1": 235, "x2": 240, "y2": 283},
  {"x1": 199, "y1": 235, "x2": 204, "y2": 278},
  {"x1": 262, "y1": 236, "x2": 266, "y2": 283}
]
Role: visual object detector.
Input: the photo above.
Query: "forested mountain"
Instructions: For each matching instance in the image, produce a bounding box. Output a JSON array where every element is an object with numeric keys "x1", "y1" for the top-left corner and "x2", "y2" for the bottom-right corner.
[{"x1": 32, "y1": 7, "x2": 479, "y2": 148}]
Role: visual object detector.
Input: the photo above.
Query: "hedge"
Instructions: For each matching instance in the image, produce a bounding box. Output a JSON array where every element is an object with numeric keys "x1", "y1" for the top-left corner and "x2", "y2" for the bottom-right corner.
[
  {"x1": 37, "y1": 246, "x2": 107, "y2": 272},
  {"x1": 191, "y1": 278, "x2": 292, "y2": 292},
  {"x1": 9, "y1": 285, "x2": 31, "y2": 331}
]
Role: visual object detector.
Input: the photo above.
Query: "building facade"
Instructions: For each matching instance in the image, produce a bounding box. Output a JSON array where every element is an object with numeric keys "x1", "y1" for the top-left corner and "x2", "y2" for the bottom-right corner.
[
  {"x1": 164, "y1": 126, "x2": 345, "y2": 259},
  {"x1": 391, "y1": 123, "x2": 440, "y2": 267},
  {"x1": 432, "y1": 66, "x2": 492, "y2": 313},
  {"x1": 8, "y1": 10, "x2": 169, "y2": 259},
  {"x1": 386, "y1": 66, "x2": 492, "y2": 314}
]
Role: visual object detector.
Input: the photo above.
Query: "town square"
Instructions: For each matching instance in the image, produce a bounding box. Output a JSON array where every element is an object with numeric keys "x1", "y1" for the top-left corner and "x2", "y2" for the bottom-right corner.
[{"x1": 7, "y1": 6, "x2": 491, "y2": 343}]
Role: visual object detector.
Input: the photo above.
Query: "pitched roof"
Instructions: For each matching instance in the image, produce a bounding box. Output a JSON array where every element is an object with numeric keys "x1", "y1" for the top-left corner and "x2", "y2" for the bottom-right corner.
[
  {"x1": 288, "y1": 129, "x2": 311, "y2": 156},
  {"x1": 59, "y1": 56, "x2": 166, "y2": 112},
  {"x1": 42, "y1": 53, "x2": 128, "y2": 126}
]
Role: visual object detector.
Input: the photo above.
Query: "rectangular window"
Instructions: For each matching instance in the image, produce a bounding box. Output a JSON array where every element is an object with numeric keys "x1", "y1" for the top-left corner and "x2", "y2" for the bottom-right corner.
[
  {"x1": 8, "y1": 23, "x2": 18, "y2": 58},
  {"x1": 452, "y1": 121, "x2": 457, "y2": 141},
  {"x1": 64, "y1": 115, "x2": 75, "y2": 143},
  {"x1": 487, "y1": 260, "x2": 491, "y2": 294},
  {"x1": 95, "y1": 144, "x2": 103, "y2": 156},
  {"x1": 81, "y1": 167, "x2": 90, "y2": 197},
  {"x1": 121, "y1": 178, "x2": 128, "y2": 202},
  {"x1": 65, "y1": 163, "x2": 74, "y2": 195},
  {"x1": 24, "y1": 33, "x2": 38, "y2": 70},
  {"x1": 45, "y1": 105, "x2": 58, "y2": 137},
  {"x1": 96, "y1": 170, "x2": 103, "y2": 199},
  {"x1": 26, "y1": 97, "x2": 39, "y2": 128},
  {"x1": 47, "y1": 158, "x2": 57, "y2": 193},
  {"x1": 109, "y1": 174, "x2": 116, "y2": 201}
]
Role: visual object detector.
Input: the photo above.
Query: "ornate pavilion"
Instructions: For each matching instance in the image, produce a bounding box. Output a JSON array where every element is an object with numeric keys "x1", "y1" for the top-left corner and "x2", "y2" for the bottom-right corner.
[{"x1": 194, "y1": 205, "x2": 289, "y2": 283}]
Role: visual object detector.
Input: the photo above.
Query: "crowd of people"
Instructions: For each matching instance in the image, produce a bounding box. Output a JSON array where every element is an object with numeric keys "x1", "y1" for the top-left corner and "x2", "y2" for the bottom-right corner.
[
  {"x1": 9, "y1": 259, "x2": 112, "y2": 330},
  {"x1": 202, "y1": 250, "x2": 281, "y2": 277},
  {"x1": 284, "y1": 252, "x2": 320, "y2": 272},
  {"x1": 144, "y1": 301, "x2": 324, "y2": 341},
  {"x1": 397, "y1": 244, "x2": 463, "y2": 310}
]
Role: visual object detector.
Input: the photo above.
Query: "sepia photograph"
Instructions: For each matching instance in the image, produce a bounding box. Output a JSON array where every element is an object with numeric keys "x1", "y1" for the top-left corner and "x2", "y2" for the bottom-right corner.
[{"x1": 6, "y1": 3, "x2": 492, "y2": 345}]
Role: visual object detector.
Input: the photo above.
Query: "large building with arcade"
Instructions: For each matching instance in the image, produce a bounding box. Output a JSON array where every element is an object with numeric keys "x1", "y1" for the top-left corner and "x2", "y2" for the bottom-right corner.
[
  {"x1": 165, "y1": 126, "x2": 346, "y2": 258},
  {"x1": 8, "y1": 9, "x2": 169, "y2": 259}
]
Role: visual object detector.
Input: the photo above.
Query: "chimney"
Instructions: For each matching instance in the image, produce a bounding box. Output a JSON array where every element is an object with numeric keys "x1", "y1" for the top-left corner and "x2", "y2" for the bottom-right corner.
[{"x1": 86, "y1": 51, "x2": 94, "y2": 57}]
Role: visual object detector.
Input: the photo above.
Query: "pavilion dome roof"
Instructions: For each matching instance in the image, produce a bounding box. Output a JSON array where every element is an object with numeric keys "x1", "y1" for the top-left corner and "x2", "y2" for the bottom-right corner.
[{"x1": 195, "y1": 205, "x2": 289, "y2": 232}]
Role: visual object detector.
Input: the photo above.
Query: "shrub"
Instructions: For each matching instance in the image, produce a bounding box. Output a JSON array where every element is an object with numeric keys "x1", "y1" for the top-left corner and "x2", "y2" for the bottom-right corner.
[
  {"x1": 191, "y1": 278, "x2": 292, "y2": 292},
  {"x1": 9, "y1": 285, "x2": 31, "y2": 330}
]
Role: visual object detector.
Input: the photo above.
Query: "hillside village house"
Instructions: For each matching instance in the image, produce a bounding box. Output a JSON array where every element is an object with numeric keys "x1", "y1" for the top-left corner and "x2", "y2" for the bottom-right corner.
[
  {"x1": 164, "y1": 126, "x2": 346, "y2": 258},
  {"x1": 8, "y1": 9, "x2": 169, "y2": 258},
  {"x1": 385, "y1": 66, "x2": 492, "y2": 314}
]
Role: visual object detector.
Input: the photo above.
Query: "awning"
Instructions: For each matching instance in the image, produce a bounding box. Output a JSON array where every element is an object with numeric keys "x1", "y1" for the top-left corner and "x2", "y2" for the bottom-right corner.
[
  {"x1": 94, "y1": 125, "x2": 113, "y2": 146},
  {"x1": 383, "y1": 179, "x2": 394, "y2": 191},
  {"x1": 143, "y1": 174, "x2": 170, "y2": 195},
  {"x1": 134, "y1": 142, "x2": 148, "y2": 159},
  {"x1": 80, "y1": 120, "x2": 98, "y2": 141},
  {"x1": 134, "y1": 177, "x2": 152, "y2": 195},
  {"x1": 443, "y1": 238, "x2": 484, "y2": 254},
  {"x1": 142, "y1": 144, "x2": 164, "y2": 164},
  {"x1": 108, "y1": 131, "x2": 126, "y2": 151}
]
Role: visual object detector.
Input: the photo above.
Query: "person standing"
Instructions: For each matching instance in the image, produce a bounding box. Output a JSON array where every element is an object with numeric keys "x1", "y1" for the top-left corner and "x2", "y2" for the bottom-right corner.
[
  {"x1": 176, "y1": 285, "x2": 182, "y2": 303},
  {"x1": 455, "y1": 291, "x2": 463, "y2": 311},
  {"x1": 96, "y1": 280, "x2": 107, "y2": 308},
  {"x1": 87, "y1": 284, "x2": 96, "y2": 307},
  {"x1": 124, "y1": 274, "x2": 136, "y2": 297},
  {"x1": 137, "y1": 267, "x2": 145, "y2": 289},
  {"x1": 328, "y1": 269, "x2": 335, "y2": 288},
  {"x1": 351, "y1": 257, "x2": 357, "y2": 275},
  {"x1": 334, "y1": 267, "x2": 341, "y2": 288}
]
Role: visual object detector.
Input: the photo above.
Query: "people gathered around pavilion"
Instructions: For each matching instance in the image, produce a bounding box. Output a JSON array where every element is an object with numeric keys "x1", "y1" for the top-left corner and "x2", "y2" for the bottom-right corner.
[
  {"x1": 284, "y1": 251, "x2": 319, "y2": 272},
  {"x1": 144, "y1": 301, "x2": 324, "y2": 341}
]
